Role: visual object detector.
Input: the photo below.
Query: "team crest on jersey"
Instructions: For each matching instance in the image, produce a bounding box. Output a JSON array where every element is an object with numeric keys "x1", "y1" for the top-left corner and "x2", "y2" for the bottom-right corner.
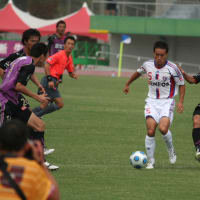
[
  {"x1": 48, "y1": 57, "x2": 53, "y2": 62},
  {"x1": 162, "y1": 76, "x2": 168, "y2": 82}
]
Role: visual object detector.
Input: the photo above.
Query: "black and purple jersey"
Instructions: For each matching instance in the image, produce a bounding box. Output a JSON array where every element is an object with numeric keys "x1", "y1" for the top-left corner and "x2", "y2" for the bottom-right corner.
[
  {"x1": 0, "y1": 56, "x2": 34, "y2": 105},
  {"x1": 0, "y1": 49, "x2": 25, "y2": 70},
  {"x1": 48, "y1": 33, "x2": 69, "y2": 56}
]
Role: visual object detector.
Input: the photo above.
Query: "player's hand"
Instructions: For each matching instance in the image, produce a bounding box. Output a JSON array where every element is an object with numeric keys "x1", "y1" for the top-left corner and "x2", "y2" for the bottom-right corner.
[
  {"x1": 48, "y1": 81, "x2": 56, "y2": 90},
  {"x1": 69, "y1": 72, "x2": 78, "y2": 79},
  {"x1": 55, "y1": 80, "x2": 59, "y2": 87},
  {"x1": 72, "y1": 73, "x2": 78, "y2": 79},
  {"x1": 38, "y1": 84, "x2": 46, "y2": 94},
  {"x1": 177, "y1": 102, "x2": 184, "y2": 113},
  {"x1": 38, "y1": 93, "x2": 50, "y2": 104},
  {"x1": 123, "y1": 85, "x2": 129, "y2": 94}
]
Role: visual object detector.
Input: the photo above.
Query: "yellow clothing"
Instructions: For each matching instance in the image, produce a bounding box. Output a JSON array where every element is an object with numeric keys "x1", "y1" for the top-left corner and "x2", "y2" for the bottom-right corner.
[{"x1": 0, "y1": 157, "x2": 52, "y2": 200}]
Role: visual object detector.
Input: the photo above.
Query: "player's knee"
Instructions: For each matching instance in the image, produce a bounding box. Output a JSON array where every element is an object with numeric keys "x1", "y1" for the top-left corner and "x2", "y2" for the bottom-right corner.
[
  {"x1": 36, "y1": 120, "x2": 45, "y2": 132},
  {"x1": 193, "y1": 115, "x2": 200, "y2": 128},
  {"x1": 57, "y1": 102, "x2": 64, "y2": 109},
  {"x1": 159, "y1": 126, "x2": 168, "y2": 134},
  {"x1": 147, "y1": 129, "x2": 155, "y2": 136}
]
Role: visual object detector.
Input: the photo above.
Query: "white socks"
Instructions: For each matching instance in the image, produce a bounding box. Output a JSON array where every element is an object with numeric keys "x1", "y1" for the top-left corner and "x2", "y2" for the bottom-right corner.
[
  {"x1": 163, "y1": 130, "x2": 174, "y2": 151},
  {"x1": 145, "y1": 135, "x2": 155, "y2": 163}
]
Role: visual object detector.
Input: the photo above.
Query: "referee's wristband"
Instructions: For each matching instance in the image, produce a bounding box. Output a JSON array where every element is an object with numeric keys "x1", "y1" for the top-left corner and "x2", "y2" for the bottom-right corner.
[{"x1": 46, "y1": 75, "x2": 53, "y2": 82}]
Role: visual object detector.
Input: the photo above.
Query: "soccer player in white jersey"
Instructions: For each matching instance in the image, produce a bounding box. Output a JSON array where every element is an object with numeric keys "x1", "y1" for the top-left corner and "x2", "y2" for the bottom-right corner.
[{"x1": 123, "y1": 41, "x2": 185, "y2": 169}]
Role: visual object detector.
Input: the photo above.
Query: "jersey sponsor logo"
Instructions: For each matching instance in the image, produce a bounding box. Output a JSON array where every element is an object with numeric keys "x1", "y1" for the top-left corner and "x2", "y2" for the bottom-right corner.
[
  {"x1": 55, "y1": 43, "x2": 64, "y2": 49},
  {"x1": 26, "y1": 74, "x2": 31, "y2": 83},
  {"x1": 150, "y1": 81, "x2": 169, "y2": 87}
]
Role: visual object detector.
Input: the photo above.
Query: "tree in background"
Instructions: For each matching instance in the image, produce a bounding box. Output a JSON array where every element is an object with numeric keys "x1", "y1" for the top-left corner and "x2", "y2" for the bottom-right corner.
[{"x1": 0, "y1": 0, "x2": 8, "y2": 9}]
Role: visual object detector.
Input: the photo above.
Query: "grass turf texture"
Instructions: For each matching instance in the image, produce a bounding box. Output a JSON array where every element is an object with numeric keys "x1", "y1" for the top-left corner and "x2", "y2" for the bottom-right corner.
[{"x1": 17, "y1": 74, "x2": 200, "y2": 199}]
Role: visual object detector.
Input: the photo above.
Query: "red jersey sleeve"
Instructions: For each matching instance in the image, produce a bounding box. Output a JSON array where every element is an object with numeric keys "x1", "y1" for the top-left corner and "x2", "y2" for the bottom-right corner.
[{"x1": 66, "y1": 56, "x2": 74, "y2": 73}]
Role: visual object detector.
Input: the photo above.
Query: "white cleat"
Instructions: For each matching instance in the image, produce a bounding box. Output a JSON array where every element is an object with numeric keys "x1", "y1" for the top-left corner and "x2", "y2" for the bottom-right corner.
[
  {"x1": 195, "y1": 149, "x2": 200, "y2": 161},
  {"x1": 146, "y1": 161, "x2": 155, "y2": 169},
  {"x1": 44, "y1": 148, "x2": 55, "y2": 156},
  {"x1": 168, "y1": 150, "x2": 177, "y2": 164},
  {"x1": 44, "y1": 161, "x2": 59, "y2": 170}
]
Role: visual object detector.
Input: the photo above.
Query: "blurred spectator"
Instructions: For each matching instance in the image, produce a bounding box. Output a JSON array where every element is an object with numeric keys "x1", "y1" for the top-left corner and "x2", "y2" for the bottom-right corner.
[
  {"x1": 105, "y1": 0, "x2": 117, "y2": 16},
  {"x1": 0, "y1": 119, "x2": 60, "y2": 200}
]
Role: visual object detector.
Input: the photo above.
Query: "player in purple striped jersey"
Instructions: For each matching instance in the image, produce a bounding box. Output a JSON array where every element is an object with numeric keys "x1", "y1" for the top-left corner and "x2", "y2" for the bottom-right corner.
[
  {"x1": 178, "y1": 67, "x2": 200, "y2": 161},
  {"x1": 123, "y1": 41, "x2": 185, "y2": 169}
]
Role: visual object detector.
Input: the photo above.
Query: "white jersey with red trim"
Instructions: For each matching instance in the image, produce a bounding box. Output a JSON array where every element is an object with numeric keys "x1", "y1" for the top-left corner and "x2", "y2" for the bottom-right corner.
[{"x1": 137, "y1": 60, "x2": 184, "y2": 99}]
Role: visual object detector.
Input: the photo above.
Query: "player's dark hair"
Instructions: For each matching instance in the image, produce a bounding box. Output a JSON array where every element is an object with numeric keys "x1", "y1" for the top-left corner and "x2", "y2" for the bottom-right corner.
[
  {"x1": 64, "y1": 36, "x2": 76, "y2": 44},
  {"x1": 21, "y1": 28, "x2": 41, "y2": 45},
  {"x1": 153, "y1": 41, "x2": 169, "y2": 53},
  {"x1": 30, "y1": 43, "x2": 48, "y2": 58},
  {"x1": 56, "y1": 20, "x2": 66, "y2": 28},
  {"x1": 0, "y1": 119, "x2": 30, "y2": 152}
]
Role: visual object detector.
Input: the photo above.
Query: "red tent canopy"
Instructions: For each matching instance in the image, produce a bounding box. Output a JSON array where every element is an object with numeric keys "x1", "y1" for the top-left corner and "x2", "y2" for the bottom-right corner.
[
  {"x1": 0, "y1": 1, "x2": 108, "y2": 41},
  {"x1": 39, "y1": 4, "x2": 108, "y2": 41},
  {"x1": 0, "y1": 2, "x2": 29, "y2": 33}
]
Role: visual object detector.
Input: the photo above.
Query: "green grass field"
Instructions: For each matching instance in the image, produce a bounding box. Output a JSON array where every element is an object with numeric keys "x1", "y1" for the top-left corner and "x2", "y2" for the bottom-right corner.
[{"x1": 27, "y1": 74, "x2": 200, "y2": 200}]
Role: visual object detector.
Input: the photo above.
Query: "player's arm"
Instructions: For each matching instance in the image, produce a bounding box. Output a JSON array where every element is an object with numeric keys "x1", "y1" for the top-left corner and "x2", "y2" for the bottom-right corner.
[
  {"x1": 181, "y1": 70, "x2": 197, "y2": 84},
  {"x1": 123, "y1": 72, "x2": 141, "y2": 94},
  {"x1": 15, "y1": 82, "x2": 48, "y2": 103},
  {"x1": 177, "y1": 84, "x2": 185, "y2": 113},
  {"x1": 67, "y1": 58, "x2": 78, "y2": 79},
  {"x1": 16, "y1": 66, "x2": 49, "y2": 103},
  {"x1": 30, "y1": 74, "x2": 45, "y2": 94},
  {"x1": 0, "y1": 68, "x2": 4, "y2": 79},
  {"x1": 0, "y1": 55, "x2": 14, "y2": 79},
  {"x1": 177, "y1": 65, "x2": 197, "y2": 84},
  {"x1": 44, "y1": 62, "x2": 56, "y2": 89},
  {"x1": 173, "y1": 65, "x2": 185, "y2": 113}
]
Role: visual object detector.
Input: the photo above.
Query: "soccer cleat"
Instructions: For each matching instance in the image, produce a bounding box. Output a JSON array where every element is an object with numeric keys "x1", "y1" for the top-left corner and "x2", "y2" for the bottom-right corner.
[
  {"x1": 195, "y1": 148, "x2": 200, "y2": 161},
  {"x1": 44, "y1": 161, "x2": 59, "y2": 170},
  {"x1": 146, "y1": 160, "x2": 155, "y2": 169},
  {"x1": 168, "y1": 149, "x2": 177, "y2": 164},
  {"x1": 44, "y1": 148, "x2": 55, "y2": 156}
]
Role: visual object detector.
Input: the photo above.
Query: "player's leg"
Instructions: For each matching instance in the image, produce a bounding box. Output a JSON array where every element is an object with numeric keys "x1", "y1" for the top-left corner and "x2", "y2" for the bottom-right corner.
[
  {"x1": 159, "y1": 99, "x2": 176, "y2": 164},
  {"x1": 33, "y1": 76, "x2": 60, "y2": 117},
  {"x1": 27, "y1": 112, "x2": 59, "y2": 170},
  {"x1": 27, "y1": 112, "x2": 45, "y2": 144},
  {"x1": 145, "y1": 117, "x2": 157, "y2": 169},
  {"x1": 144, "y1": 98, "x2": 158, "y2": 169},
  {"x1": 0, "y1": 102, "x2": 12, "y2": 126},
  {"x1": 192, "y1": 104, "x2": 200, "y2": 160},
  {"x1": 54, "y1": 97, "x2": 64, "y2": 108}
]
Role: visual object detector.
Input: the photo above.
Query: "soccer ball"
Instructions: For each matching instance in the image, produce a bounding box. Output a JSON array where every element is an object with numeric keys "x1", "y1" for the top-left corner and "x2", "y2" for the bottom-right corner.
[{"x1": 130, "y1": 151, "x2": 148, "y2": 169}]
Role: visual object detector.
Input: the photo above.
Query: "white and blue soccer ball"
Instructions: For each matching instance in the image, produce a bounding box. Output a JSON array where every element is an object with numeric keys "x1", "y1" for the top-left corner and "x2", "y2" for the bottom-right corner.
[{"x1": 130, "y1": 151, "x2": 148, "y2": 169}]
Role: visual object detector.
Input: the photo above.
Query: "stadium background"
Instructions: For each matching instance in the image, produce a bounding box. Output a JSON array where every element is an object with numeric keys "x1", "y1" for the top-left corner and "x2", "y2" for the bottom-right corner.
[{"x1": 1, "y1": 0, "x2": 200, "y2": 74}]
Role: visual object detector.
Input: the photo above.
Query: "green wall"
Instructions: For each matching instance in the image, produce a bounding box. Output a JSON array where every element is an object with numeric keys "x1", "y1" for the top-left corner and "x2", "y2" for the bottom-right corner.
[{"x1": 91, "y1": 16, "x2": 200, "y2": 37}]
